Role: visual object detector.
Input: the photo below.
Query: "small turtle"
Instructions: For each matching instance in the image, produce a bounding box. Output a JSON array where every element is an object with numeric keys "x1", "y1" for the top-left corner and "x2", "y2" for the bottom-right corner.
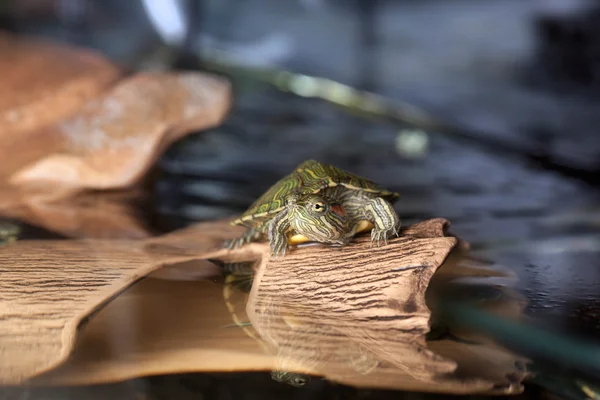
[{"x1": 225, "y1": 160, "x2": 401, "y2": 256}]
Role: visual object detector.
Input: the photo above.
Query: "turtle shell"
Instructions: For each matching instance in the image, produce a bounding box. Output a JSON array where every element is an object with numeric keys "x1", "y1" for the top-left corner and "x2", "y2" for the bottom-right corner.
[{"x1": 232, "y1": 160, "x2": 399, "y2": 227}]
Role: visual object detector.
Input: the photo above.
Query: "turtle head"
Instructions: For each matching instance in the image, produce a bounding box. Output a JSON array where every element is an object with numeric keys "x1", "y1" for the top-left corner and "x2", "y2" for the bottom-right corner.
[
  {"x1": 270, "y1": 370, "x2": 311, "y2": 387},
  {"x1": 288, "y1": 194, "x2": 350, "y2": 244}
]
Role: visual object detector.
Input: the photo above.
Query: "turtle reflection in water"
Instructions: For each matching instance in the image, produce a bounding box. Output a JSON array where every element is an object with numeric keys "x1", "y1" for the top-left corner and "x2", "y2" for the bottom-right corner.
[
  {"x1": 0, "y1": 221, "x2": 20, "y2": 246},
  {"x1": 220, "y1": 261, "x2": 379, "y2": 387},
  {"x1": 270, "y1": 370, "x2": 312, "y2": 388},
  {"x1": 220, "y1": 261, "x2": 313, "y2": 387},
  {"x1": 225, "y1": 160, "x2": 401, "y2": 257}
]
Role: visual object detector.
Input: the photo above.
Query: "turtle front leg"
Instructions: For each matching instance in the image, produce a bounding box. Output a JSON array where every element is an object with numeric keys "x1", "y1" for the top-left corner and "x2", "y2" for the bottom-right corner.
[
  {"x1": 268, "y1": 209, "x2": 291, "y2": 257},
  {"x1": 224, "y1": 228, "x2": 264, "y2": 250},
  {"x1": 364, "y1": 197, "x2": 401, "y2": 247}
]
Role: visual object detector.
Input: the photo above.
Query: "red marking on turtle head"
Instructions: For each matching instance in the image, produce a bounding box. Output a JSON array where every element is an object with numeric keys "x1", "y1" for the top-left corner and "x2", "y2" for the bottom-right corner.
[{"x1": 331, "y1": 204, "x2": 346, "y2": 217}]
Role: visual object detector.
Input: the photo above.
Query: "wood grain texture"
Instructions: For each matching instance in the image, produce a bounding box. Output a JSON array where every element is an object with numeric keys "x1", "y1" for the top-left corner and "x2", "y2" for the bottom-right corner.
[
  {"x1": 0, "y1": 218, "x2": 526, "y2": 394},
  {"x1": 0, "y1": 220, "x2": 244, "y2": 384},
  {"x1": 242, "y1": 218, "x2": 525, "y2": 393},
  {"x1": 246, "y1": 219, "x2": 465, "y2": 390}
]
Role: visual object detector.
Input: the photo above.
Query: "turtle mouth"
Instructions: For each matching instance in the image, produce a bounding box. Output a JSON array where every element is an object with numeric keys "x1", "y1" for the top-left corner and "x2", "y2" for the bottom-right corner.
[
  {"x1": 287, "y1": 231, "x2": 352, "y2": 246},
  {"x1": 354, "y1": 220, "x2": 374, "y2": 234},
  {"x1": 287, "y1": 231, "x2": 311, "y2": 245}
]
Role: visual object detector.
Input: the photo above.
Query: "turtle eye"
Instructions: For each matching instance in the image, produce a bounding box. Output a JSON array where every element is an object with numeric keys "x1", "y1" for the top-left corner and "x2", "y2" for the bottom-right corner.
[{"x1": 312, "y1": 202, "x2": 326, "y2": 213}]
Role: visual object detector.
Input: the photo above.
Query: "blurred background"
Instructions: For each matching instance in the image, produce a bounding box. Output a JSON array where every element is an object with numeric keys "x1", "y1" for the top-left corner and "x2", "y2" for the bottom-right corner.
[{"x1": 1, "y1": 0, "x2": 600, "y2": 399}]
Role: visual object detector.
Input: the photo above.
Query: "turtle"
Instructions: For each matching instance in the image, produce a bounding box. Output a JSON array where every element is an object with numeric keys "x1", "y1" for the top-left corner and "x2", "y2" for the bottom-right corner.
[{"x1": 225, "y1": 160, "x2": 401, "y2": 257}]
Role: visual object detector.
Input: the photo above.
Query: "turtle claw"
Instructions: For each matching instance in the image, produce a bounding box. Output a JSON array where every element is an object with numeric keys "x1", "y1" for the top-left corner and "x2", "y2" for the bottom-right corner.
[
  {"x1": 224, "y1": 236, "x2": 251, "y2": 250},
  {"x1": 224, "y1": 229, "x2": 263, "y2": 250},
  {"x1": 370, "y1": 230, "x2": 381, "y2": 248},
  {"x1": 370, "y1": 227, "x2": 396, "y2": 248},
  {"x1": 223, "y1": 237, "x2": 243, "y2": 250}
]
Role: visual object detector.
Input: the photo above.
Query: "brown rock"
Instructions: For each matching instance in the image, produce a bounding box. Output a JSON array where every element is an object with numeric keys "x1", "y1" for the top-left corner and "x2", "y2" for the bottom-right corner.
[
  {"x1": 0, "y1": 32, "x2": 122, "y2": 179},
  {"x1": 9, "y1": 72, "x2": 231, "y2": 190}
]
